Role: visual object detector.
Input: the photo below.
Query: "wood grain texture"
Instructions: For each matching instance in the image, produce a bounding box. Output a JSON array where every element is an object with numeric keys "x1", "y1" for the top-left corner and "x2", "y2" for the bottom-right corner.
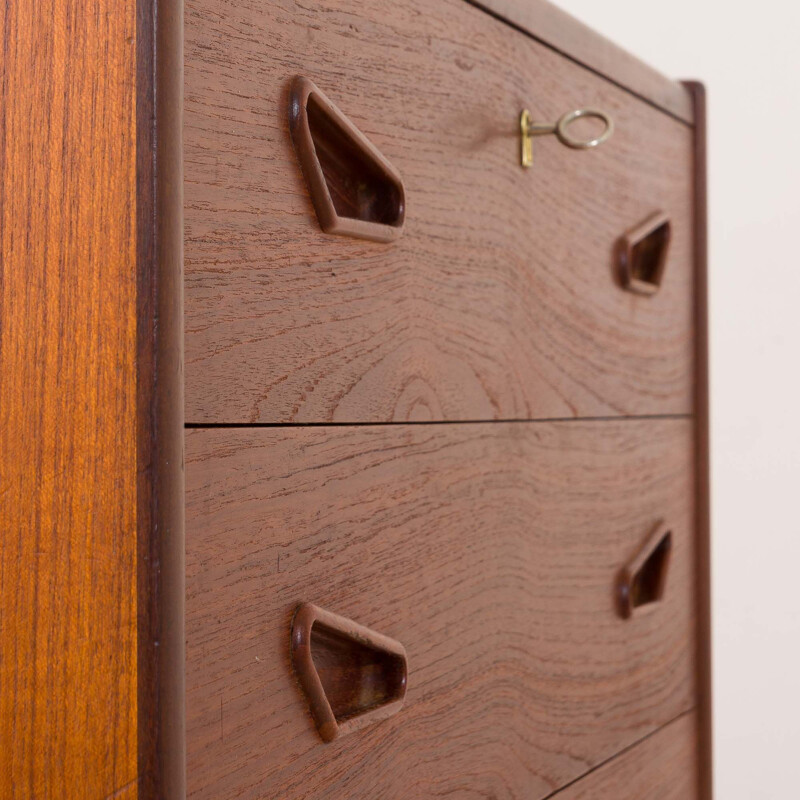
[
  {"x1": 186, "y1": 420, "x2": 697, "y2": 799},
  {"x1": 184, "y1": 0, "x2": 695, "y2": 424},
  {"x1": 470, "y1": 0, "x2": 694, "y2": 125},
  {"x1": 0, "y1": 0, "x2": 138, "y2": 796},
  {"x1": 550, "y1": 711, "x2": 698, "y2": 799}
]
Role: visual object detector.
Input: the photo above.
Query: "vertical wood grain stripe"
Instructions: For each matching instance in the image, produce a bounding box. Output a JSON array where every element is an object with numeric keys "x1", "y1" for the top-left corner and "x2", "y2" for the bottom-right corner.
[{"x1": 0, "y1": 0, "x2": 139, "y2": 797}]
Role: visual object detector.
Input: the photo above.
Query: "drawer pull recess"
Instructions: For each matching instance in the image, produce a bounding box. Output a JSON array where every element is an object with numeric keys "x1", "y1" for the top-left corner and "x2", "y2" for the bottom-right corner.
[
  {"x1": 618, "y1": 211, "x2": 672, "y2": 295},
  {"x1": 617, "y1": 522, "x2": 673, "y2": 619},
  {"x1": 291, "y1": 603, "x2": 408, "y2": 742},
  {"x1": 289, "y1": 76, "x2": 406, "y2": 243}
]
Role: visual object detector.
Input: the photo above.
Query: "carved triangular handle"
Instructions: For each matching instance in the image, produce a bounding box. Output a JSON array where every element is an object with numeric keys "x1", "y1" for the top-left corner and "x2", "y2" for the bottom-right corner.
[
  {"x1": 618, "y1": 211, "x2": 672, "y2": 295},
  {"x1": 288, "y1": 77, "x2": 406, "y2": 243},
  {"x1": 291, "y1": 603, "x2": 408, "y2": 742},
  {"x1": 617, "y1": 522, "x2": 673, "y2": 619}
]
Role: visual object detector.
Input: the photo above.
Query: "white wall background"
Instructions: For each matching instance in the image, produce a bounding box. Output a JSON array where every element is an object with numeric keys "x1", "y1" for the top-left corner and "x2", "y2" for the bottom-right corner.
[{"x1": 550, "y1": 1, "x2": 800, "y2": 797}]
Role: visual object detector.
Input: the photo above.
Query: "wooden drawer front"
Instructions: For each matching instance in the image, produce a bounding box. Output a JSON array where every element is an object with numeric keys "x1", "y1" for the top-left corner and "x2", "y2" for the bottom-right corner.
[
  {"x1": 185, "y1": 0, "x2": 694, "y2": 424},
  {"x1": 186, "y1": 420, "x2": 697, "y2": 799},
  {"x1": 552, "y1": 711, "x2": 699, "y2": 800}
]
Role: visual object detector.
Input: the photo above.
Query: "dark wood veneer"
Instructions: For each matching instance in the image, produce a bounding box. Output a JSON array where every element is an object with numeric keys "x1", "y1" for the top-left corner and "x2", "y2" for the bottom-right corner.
[
  {"x1": 185, "y1": 420, "x2": 697, "y2": 799},
  {"x1": 550, "y1": 711, "x2": 699, "y2": 799},
  {"x1": 469, "y1": 0, "x2": 695, "y2": 124},
  {"x1": 184, "y1": 0, "x2": 695, "y2": 424}
]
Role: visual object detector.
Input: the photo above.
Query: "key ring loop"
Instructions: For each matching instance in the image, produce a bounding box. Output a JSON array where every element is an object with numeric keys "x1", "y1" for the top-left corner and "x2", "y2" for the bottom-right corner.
[
  {"x1": 520, "y1": 107, "x2": 614, "y2": 167},
  {"x1": 555, "y1": 108, "x2": 614, "y2": 149}
]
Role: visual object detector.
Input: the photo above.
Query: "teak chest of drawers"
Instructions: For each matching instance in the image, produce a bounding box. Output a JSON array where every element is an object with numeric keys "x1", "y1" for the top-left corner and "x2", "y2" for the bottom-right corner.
[
  {"x1": 0, "y1": 0, "x2": 708, "y2": 798},
  {"x1": 182, "y1": 0, "x2": 710, "y2": 797}
]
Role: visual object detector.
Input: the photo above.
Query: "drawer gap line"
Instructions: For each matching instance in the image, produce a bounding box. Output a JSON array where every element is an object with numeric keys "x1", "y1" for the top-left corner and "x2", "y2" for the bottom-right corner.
[
  {"x1": 540, "y1": 705, "x2": 698, "y2": 800},
  {"x1": 184, "y1": 413, "x2": 693, "y2": 430}
]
